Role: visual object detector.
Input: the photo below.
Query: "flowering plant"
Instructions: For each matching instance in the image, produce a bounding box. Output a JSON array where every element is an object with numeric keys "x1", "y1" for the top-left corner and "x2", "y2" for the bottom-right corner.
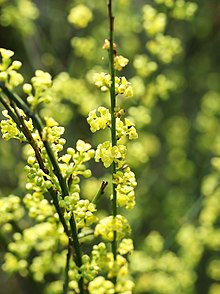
[{"x1": 0, "y1": 1, "x2": 137, "y2": 293}]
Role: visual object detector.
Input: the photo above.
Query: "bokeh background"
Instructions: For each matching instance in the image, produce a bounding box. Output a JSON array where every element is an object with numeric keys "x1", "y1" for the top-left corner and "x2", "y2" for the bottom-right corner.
[{"x1": 1, "y1": 0, "x2": 220, "y2": 293}]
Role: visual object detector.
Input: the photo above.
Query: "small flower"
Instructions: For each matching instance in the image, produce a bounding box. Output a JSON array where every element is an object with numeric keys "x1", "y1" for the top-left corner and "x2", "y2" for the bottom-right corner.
[
  {"x1": 118, "y1": 238, "x2": 134, "y2": 255},
  {"x1": 0, "y1": 48, "x2": 24, "y2": 88},
  {"x1": 87, "y1": 107, "x2": 111, "y2": 132},
  {"x1": 102, "y1": 39, "x2": 117, "y2": 51},
  {"x1": 74, "y1": 199, "x2": 98, "y2": 229},
  {"x1": 0, "y1": 48, "x2": 14, "y2": 59},
  {"x1": 25, "y1": 70, "x2": 53, "y2": 109},
  {"x1": 114, "y1": 55, "x2": 129, "y2": 71},
  {"x1": 93, "y1": 72, "x2": 111, "y2": 92},
  {"x1": 103, "y1": 39, "x2": 110, "y2": 50},
  {"x1": 116, "y1": 76, "x2": 133, "y2": 97},
  {"x1": 116, "y1": 117, "x2": 138, "y2": 141},
  {"x1": 76, "y1": 139, "x2": 92, "y2": 152}
]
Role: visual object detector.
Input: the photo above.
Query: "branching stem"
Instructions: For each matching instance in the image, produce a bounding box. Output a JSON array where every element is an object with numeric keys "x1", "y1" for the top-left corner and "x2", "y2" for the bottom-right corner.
[
  {"x1": 0, "y1": 83, "x2": 84, "y2": 293},
  {"x1": 108, "y1": 0, "x2": 118, "y2": 267}
]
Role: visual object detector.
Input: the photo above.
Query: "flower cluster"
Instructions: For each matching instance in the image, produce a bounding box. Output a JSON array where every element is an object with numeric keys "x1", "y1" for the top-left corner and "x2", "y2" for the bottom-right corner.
[
  {"x1": 88, "y1": 39, "x2": 137, "y2": 292},
  {"x1": 91, "y1": 242, "x2": 112, "y2": 272},
  {"x1": 87, "y1": 107, "x2": 138, "y2": 141},
  {"x1": 23, "y1": 70, "x2": 53, "y2": 110},
  {"x1": 23, "y1": 192, "x2": 55, "y2": 222},
  {"x1": 0, "y1": 48, "x2": 23, "y2": 88},
  {"x1": 90, "y1": 242, "x2": 134, "y2": 292},
  {"x1": 88, "y1": 276, "x2": 114, "y2": 294},
  {"x1": 93, "y1": 73, "x2": 133, "y2": 97},
  {"x1": 2, "y1": 222, "x2": 67, "y2": 281},
  {"x1": 115, "y1": 76, "x2": 133, "y2": 97},
  {"x1": 93, "y1": 39, "x2": 133, "y2": 97},
  {"x1": 118, "y1": 238, "x2": 134, "y2": 255},
  {"x1": 87, "y1": 106, "x2": 111, "y2": 132},
  {"x1": 114, "y1": 166, "x2": 137, "y2": 209},
  {"x1": 114, "y1": 55, "x2": 129, "y2": 71},
  {"x1": 66, "y1": 238, "x2": 134, "y2": 292},
  {"x1": 116, "y1": 117, "x2": 138, "y2": 141},
  {"x1": 87, "y1": 106, "x2": 138, "y2": 144},
  {"x1": 95, "y1": 141, "x2": 127, "y2": 168},
  {"x1": 80, "y1": 254, "x2": 99, "y2": 282},
  {"x1": 90, "y1": 240, "x2": 134, "y2": 292},
  {"x1": 59, "y1": 139, "x2": 95, "y2": 179},
  {"x1": 24, "y1": 164, "x2": 52, "y2": 192},
  {"x1": 24, "y1": 138, "x2": 96, "y2": 228},
  {"x1": 1, "y1": 109, "x2": 33, "y2": 142},
  {"x1": 103, "y1": 39, "x2": 129, "y2": 72},
  {"x1": 71, "y1": 199, "x2": 98, "y2": 229},
  {"x1": 95, "y1": 215, "x2": 131, "y2": 241},
  {"x1": 93, "y1": 72, "x2": 112, "y2": 92},
  {"x1": 42, "y1": 117, "x2": 65, "y2": 143}
]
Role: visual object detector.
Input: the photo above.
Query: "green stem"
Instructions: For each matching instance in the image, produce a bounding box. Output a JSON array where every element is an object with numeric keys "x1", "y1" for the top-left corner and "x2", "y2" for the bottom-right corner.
[
  {"x1": 92, "y1": 180, "x2": 108, "y2": 205},
  {"x1": 33, "y1": 116, "x2": 83, "y2": 292},
  {"x1": 69, "y1": 214, "x2": 83, "y2": 293},
  {"x1": 0, "y1": 94, "x2": 23, "y2": 132},
  {"x1": 10, "y1": 100, "x2": 47, "y2": 174},
  {"x1": 108, "y1": 0, "x2": 118, "y2": 263},
  {"x1": 0, "y1": 82, "x2": 34, "y2": 118},
  {"x1": 63, "y1": 238, "x2": 71, "y2": 294},
  {"x1": 49, "y1": 189, "x2": 69, "y2": 236}
]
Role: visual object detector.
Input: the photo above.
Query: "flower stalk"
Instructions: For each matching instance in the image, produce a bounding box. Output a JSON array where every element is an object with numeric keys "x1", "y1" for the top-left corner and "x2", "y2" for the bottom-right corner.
[{"x1": 108, "y1": 0, "x2": 118, "y2": 263}]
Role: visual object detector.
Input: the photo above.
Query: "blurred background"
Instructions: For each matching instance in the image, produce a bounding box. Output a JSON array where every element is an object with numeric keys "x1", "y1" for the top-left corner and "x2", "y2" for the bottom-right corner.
[{"x1": 1, "y1": 0, "x2": 220, "y2": 293}]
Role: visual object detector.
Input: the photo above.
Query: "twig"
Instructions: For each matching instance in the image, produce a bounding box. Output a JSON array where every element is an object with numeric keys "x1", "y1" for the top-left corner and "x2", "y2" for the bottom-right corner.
[
  {"x1": 108, "y1": 0, "x2": 118, "y2": 264},
  {"x1": 92, "y1": 181, "x2": 108, "y2": 205},
  {"x1": 63, "y1": 237, "x2": 71, "y2": 294}
]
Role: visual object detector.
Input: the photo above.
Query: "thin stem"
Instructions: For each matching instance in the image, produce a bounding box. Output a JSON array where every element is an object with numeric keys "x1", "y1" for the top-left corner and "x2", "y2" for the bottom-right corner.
[
  {"x1": 0, "y1": 94, "x2": 23, "y2": 132},
  {"x1": 92, "y1": 180, "x2": 108, "y2": 205},
  {"x1": 108, "y1": 0, "x2": 118, "y2": 263},
  {"x1": 0, "y1": 82, "x2": 34, "y2": 118},
  {"x1": 49, "y1": 189, "x2": 69, "y2": 236},
  {"x1": 69, "y1": 214, "x2": 84, "y2": 293},
  {"x1": 10, "y1": 100, "x2": 47, "y2": 173},
  {"x1": 63, "y1": 237, "x2": 71, "y2": 294},
  {"x1": 33, "y1": 116, "x2": 84, "y2": 292}
]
